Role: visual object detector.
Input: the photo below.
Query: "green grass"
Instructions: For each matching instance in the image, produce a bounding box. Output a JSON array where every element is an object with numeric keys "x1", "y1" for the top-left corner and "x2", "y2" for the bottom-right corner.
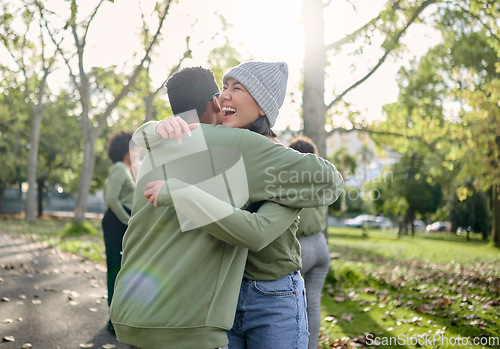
[
  {"x1": 0, "y1": 218, "x2": 105, "y2": 262},
  {"x1": 320, "y1": 227, "x2": 500, "y2": 348},
  {"x1": 2, "y1": 219, "x2": 499, "y2": 348}
]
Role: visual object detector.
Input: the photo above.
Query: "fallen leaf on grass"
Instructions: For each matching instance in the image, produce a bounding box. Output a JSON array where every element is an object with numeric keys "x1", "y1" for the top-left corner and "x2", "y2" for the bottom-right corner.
[
  {"x1": 352, "y1": 334, "x2": 368, "y2": 345},
  {"x1": 364, "y1": 287, "x2": 375, "y2": 294},
  {"x1": 324, "y1": 316, "x2": 337, "y2": 323},
  {"x1": 341, "y1": 313, "x2": 354, "y2": 322},
  {"x1": 334, "y1": 296, "x2": 346, "y2": 303},
  {"x1": 416, "y1": 303, "x2": 434, "y2": 314}
]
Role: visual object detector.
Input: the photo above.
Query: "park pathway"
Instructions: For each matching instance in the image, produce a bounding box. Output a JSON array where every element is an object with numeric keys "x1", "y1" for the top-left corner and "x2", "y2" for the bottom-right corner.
[{"x1": 0, "y1": 231, "x2": 128, "y2": 349}]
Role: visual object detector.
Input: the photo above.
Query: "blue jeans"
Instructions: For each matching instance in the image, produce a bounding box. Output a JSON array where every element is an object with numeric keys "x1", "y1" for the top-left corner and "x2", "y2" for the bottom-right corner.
[{"x1": 228, "y1": 271, "x2": 309, "y2": 349}]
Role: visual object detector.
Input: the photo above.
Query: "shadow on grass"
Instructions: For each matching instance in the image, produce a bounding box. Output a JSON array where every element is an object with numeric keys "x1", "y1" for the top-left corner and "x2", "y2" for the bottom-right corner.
[
  {"x1": 322, "y1": 274, "x2": 500, "y2": 349},
  {"x1": 322, "y1": 238, "x2": 500, "y2": 348},
  {"x1": 321, "y1": 292, "x2": 410, "y2": 349}
]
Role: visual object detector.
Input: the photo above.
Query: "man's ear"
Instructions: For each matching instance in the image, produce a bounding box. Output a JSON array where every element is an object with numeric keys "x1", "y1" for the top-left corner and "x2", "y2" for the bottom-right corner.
[
  {"x1": 259, "y1": 108, "x2": 265, "y2": 116},
  {"x1": 212, "y1": 96, "x2": 222, "y2": 113}
]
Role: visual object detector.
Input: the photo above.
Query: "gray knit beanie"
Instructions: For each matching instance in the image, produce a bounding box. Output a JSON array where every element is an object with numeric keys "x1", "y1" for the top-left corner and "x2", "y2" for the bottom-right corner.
[{"x1": 223, "y1": 61, "x2": 288, "y2": 128}]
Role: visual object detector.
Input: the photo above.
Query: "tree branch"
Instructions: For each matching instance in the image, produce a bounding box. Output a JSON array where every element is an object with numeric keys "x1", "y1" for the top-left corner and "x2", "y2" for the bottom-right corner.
[
  {"x1": 39, "y1": 4, "x2": 79, "y2": 88},
  {"x1": 99, "y1": 0, "x2": 174, "y2": 124},
  {"x1": 82, "y1": 0, "x2": 106, "y2": 48},
  {"x1": 326, "y1": 13, "x2": 381, "y2": 52},
  {"x1": 326, "y1": 0, "x2": 438, "y2": 112},
  {"x1": 453, "y1": 2, "x2": 500, "y2": 43},
  {"x1": 328, "y1": 126, "x2": 438, "y2": 151}
]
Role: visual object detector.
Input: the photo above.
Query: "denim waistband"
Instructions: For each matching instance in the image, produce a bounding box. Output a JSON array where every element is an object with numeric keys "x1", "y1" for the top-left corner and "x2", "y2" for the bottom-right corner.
[{"x1": 243, "y1": 270, "x2": 301, "y2": 282}]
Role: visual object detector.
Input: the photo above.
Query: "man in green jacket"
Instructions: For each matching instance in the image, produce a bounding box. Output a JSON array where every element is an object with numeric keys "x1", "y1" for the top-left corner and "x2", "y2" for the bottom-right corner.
[{"x1": 110, "y1": 67, "x2": 343, "y2": 349}]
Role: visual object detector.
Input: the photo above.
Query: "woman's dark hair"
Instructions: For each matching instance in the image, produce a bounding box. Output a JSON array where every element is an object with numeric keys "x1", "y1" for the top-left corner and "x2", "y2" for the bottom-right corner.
[
  {"x1": 107, "y1": 131, "x2": 133, "y2": 163},
  {"x1": 248, "y1": 115, "x2": 276, "y2": 138},
  {"x1": 245, "y1": 116, "x2": 276, "y2": 213},
  {"x1": 288, "y1": 135, "x2": 318, "y2": 155}
]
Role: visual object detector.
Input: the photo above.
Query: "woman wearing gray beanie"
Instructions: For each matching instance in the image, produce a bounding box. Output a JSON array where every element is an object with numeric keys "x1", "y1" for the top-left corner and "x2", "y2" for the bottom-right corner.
[
  {"x1": 219, "y1": 61, "x2": 308, "y2": 349},
  {"x1": 220, "y1": 61, "x2": 287, "y2": 138}
]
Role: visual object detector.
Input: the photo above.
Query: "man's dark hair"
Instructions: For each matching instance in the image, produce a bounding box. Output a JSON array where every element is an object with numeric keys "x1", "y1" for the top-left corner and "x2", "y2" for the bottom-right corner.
[
  {"x1": 107, "y1": 131, "x2": 133, "y2": 163},
  {"x1": 166, "y1": 67, "x2": 220, "y2": 117},
  {"x1": 249, "y1": 115, "x2": 276, "y2": 138},
  {"x1": 289, "y1": 136, "x2": 318, "y2": 155}
]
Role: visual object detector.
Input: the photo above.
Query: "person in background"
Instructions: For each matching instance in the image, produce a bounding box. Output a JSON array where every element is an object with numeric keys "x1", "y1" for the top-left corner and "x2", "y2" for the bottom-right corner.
[
  {"x1": 289, "y1": 136, "x2": 331, "y2": 349},
  {"x1": 102, "y1": 130, "x2": 135, "y2": 334}
]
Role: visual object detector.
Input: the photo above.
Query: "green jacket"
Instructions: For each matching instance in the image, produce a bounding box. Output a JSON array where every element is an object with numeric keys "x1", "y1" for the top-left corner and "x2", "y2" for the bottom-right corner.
[
  {"x1": 296, "y1": 206, "x2": 329, "y2": 237},
  {"x1": 110, "y1": 122, "x2": 343, "y2": 349},
  {"x1": 103, "y1": 162, "x2": 134, "y2": 225}
]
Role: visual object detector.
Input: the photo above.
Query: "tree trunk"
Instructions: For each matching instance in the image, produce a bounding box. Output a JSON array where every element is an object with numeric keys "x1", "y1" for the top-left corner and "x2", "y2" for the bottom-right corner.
[
  {"x1": 302, "y1": 0, "x2": 327, "y2": 158},
  {"x1": 0, "y1": 182, "x2": 5, "y2": 213},
  {"x1": 74, "y1": 131, "x2": 97, "y2": 222},
  {"x1": 37, "y1": 176, "x2": 45, "y2": 217},
  {"x1": 145, "y1": 93, "x2": 156, "y2": 122},
  {"x1": 492, "y1": 185, "x2": 500, "y2": 248},
  {"x1": 25, "y1": 106, "x2": 44, "y2": 222}
]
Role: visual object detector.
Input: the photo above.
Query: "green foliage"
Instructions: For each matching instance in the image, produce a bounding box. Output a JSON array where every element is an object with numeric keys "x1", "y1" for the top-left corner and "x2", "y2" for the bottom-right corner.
[
  {"x1": 320, "y1": 227, "x2": 500, "y2": 348},
  {"x1": 371, "y1": 1, "x2": 499, "y2": 227},
  {"x1": 38, "y1": 91, "x2": 82, "y2": 193},
  {"x1": 0, "y1": 72, "x2": 30, "y2": 193},
  {"x1": 55, "y1": 239, "x2": 104, "y2": 261},
  {"x1": 328, "y1": 147, "x2": 358, "y2": 177},
  {"x1": 61, "y1": 220, "x2": 98, "y2": 237},
  {"x1": 332, "y1": 262, "x2": 367, "y2": 288},
  {"x1": 449, "y1": 188, "x2": 491, "y2": 236},
  {"x1": 1, "y1": 218, "x2": 105, "y2": 262}
]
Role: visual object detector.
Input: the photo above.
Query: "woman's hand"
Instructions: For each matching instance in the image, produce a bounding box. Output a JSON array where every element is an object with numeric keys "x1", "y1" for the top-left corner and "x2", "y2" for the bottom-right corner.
[
  {"x1": 144, "y1": 180, "x2": 165, "y2": 207},
  {"x1": 156, "y1": 116, "x2": 199, "y2": 144}
]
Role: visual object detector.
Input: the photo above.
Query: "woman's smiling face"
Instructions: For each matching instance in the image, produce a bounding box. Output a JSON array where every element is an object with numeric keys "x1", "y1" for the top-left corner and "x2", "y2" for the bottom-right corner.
[{"x1": 220, "y1": 78, "x2": 264, "y2": 129}]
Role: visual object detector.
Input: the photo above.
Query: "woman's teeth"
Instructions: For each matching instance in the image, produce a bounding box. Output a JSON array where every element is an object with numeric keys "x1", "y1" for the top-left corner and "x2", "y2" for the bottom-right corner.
[{"x1": 222, "y1": 107, "x2": 236, "y2": 118}]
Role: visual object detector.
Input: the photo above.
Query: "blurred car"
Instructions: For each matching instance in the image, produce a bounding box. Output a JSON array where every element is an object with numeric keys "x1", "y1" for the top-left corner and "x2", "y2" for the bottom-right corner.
[
  {"x1": 412, "y1": 220, "x2": 426, "y2": 232},
  {"x1": 344, "y1": 215, "x2": 393, "y2": 229},
  {"x1": 344, "y1": 214, "x2": 374, "y2": 228},
  {"x1": 371, "y1": 216, "x2": 393, "y2": 229},
  {"x1": 425, "y1": 221, "x2": 452, "y2": 233}
]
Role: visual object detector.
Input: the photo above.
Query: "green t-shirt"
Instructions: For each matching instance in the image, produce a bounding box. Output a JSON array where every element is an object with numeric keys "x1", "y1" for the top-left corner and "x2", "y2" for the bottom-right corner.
[{"x1": 103, "y1": 162, "x2": 134, "y2": 225}]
